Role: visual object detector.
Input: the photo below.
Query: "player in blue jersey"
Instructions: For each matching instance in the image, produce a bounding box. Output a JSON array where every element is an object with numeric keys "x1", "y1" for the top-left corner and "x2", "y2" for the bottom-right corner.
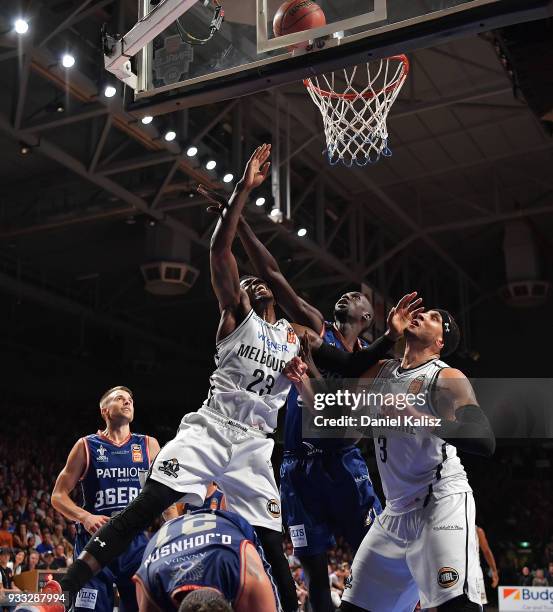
[
  {"x1": 133, "y1": 510, "x2": 278, "y2": 612},
  {"x1": 232, "y1": 217, "x2": 422, "y2": 612},
  {"x1": 51, "y1": 385, "x2": 174, "y2": 612}
]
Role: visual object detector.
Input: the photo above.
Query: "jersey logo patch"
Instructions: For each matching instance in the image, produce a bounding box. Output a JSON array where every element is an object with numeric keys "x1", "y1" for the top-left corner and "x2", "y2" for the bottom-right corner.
[
  {"x1": 287, "y1": 327, "x2": 296, "y2": 344},
  {"x1": 407, "y1": 376, "x2": 425, "y2": 395},
  {"x1": 75, "y1": 588, "x2": 98, "y2": 609},
  {"x1": 289, "y1": 524, "x2": 307, "y2": 548},
  {"x1": 438, "y1": 567, "x2": 459, "y2": 588},
  {"x1": 266, "y1": 499, "x2": 281, "y2": 518},
  {"x1": 96, "y1": 445, "x2": 108, "y2": 462},
  {"x1": 159, "y1": 458, "x2": 180, "y2": 478},
  {"x1": 131, "y1": 444, "x2": 143, "y2": 463}
]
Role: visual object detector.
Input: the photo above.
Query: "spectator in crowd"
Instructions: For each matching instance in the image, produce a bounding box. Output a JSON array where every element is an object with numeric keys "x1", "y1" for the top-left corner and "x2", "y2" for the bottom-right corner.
[
  {"x1": 0, "y1": 547, "x2": 20, "y2": 592},
  {"x1": 36, "y1": 531, "x2": 54, "y2": 556},
  {"x1": 545, "y1": 562, "x2": 553, "y2": 586},
  {"x1": 22, "y1": 550, "x2": 41, "y2": 572},
  {"x1": 533, "y1": 568, "x2": 549, "y2": 587},
  {"x1": 0, "y1": 521, "x2": 13, "y2": 549},
  {"x1": 519, "y1": 566, "x2": 533, "y2": 586},
  {"x1": 41, "y1": 551, "x2": 56, "y2": 571},
  {"x1": 12, "y1": 524, "x2": 28, "y2": 550},
  {"x1": 51, "y1": 544, "x2": 67, "y2": 569},
  {"x1": 65, "y1": 524, "x2": 77, "y2": 547},
  {"x1": 12, "y1": 551, "x2": 25, "y2": 576}
]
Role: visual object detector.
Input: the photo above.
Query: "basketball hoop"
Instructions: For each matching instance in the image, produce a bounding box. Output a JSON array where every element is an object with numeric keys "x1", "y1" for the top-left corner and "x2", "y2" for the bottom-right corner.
[{"x1": 304, "y1": 55, "x2": 409, "y2": 166}]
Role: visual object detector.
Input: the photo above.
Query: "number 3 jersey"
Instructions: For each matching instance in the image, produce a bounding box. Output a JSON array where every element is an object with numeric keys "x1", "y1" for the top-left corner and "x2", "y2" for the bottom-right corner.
[
  {"x1": 372, "y1": 359, "x2": 472, "y2": 514},
  {"x1": 201, "y1": 309, "x2": 300, "y2": 433},
  {"x1": 79, "y1": 432, "x2": 150, "y2": 516}
]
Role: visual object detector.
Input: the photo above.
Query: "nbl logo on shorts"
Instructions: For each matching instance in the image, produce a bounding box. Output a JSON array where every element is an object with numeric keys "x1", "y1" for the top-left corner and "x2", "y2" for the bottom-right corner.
[
  {"x1": 266, "y1": 499, "x2": 281, "y2": 518},
  {"x1": 159, "y1": 458, "x2": 180, "y2": 478},
  {"x1": 437, "y1": 567, "x2": 459, "y2": 588}
]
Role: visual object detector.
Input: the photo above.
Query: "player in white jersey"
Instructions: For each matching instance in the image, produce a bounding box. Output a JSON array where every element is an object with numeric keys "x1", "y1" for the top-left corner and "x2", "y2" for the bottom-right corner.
[
  {"x1": 285, "y1": 308, "x2": 495, "y2": 612},
  {"x1": 60, "y1": 145, "x2": 301, "y2": 612}
]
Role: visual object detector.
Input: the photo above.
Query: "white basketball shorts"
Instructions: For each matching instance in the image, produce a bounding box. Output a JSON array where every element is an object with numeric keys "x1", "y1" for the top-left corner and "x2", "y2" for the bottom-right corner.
[
  {"x1": 148, "y1": 408, "x2": 282, "y2": 531},
  {"x1": 341, "y1": 491, "x2": 481, "y2": 611}
]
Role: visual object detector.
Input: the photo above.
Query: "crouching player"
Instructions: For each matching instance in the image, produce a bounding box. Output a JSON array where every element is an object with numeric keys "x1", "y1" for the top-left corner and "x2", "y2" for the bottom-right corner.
[{"x1": 133, "y1": 510, "x2": 279, "y2": 612}]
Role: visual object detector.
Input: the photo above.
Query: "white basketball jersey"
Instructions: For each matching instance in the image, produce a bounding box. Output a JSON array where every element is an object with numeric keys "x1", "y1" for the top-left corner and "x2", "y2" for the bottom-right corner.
[
  {"x1": 201, "y1": 309, "x2": 300, "y2": 433},
  {"x1": 372, "y1": 358, "x2": 472, "y2": 513}
]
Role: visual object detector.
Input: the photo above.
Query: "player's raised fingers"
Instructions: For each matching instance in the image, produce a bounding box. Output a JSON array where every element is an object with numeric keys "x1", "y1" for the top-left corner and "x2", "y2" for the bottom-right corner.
[{"x1": 407, "y1": 298, "x2": 423, "y2": 311}]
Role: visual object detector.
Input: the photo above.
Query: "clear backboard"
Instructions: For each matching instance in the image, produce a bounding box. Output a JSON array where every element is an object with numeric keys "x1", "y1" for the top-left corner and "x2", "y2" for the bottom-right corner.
[{"x1": 120, "y1": 0, "x2": 552, "y2": 115}]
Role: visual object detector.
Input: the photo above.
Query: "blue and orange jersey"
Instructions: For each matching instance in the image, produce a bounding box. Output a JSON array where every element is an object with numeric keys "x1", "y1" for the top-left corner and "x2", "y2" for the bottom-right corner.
[{"x1": 79, "y1": 432, "x2": 150, "y2": 516}]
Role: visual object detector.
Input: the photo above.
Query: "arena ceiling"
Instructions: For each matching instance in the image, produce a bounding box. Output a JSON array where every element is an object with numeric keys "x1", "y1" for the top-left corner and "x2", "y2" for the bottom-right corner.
[{"x1": 0, "y1": 0, "x2": 552, "y2": 396}]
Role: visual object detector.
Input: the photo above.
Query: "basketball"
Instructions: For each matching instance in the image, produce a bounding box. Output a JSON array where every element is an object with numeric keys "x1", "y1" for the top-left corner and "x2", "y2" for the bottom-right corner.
[{"x1": 273, "y1": 0, "x2": 326, "y2": 47}]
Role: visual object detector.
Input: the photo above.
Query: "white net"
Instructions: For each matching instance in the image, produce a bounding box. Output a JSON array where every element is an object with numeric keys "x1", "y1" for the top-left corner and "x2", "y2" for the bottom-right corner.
[{"x1": 304, "y1": 55, "x2": 409, "y2": 166}]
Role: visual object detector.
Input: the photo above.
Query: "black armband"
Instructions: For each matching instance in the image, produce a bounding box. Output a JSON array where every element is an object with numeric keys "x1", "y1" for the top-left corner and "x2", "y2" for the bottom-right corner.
[
  {"x1": 313, "y1": 334, "x2": 396, "y2": 377},
  {"x1": 437, "y1": 404, "x2": 496, "y2": 457}
]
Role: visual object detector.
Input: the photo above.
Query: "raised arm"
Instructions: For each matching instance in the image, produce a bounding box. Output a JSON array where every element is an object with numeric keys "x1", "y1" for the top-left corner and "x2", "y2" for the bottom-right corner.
[
  {"x1": 237, "y1": 218, "x2": 324, "y2": 330},
  {"x1": 209, "y1": 144, "x2": 271, "y2": 341}
]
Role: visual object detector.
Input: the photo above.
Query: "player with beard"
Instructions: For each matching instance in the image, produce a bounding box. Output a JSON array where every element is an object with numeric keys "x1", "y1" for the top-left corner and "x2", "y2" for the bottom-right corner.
[
  {"x1": 199, "y1": 184, "x2": 422, "y2": 612},
  {"x1": 58, "y1": 145, "x2": 307, "y2": 612},
  {"x1": 286, "y1": 309, "x2": 495, "y2": 612}
]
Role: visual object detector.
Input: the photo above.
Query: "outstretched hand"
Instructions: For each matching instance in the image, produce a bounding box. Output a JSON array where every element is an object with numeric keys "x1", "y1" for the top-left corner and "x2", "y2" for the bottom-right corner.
[
  {"x1": 387, "y1": 292, "x2": 424, "y2": 340},
  {"x1": 242, "y1": 143, "x2": 271, "y2": 190}
]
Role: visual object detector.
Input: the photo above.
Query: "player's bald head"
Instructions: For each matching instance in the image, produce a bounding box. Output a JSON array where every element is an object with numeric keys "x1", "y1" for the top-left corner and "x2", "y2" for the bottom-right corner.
[{"x1": 178, "y1": 588, "x2": 232, "y2": 612}]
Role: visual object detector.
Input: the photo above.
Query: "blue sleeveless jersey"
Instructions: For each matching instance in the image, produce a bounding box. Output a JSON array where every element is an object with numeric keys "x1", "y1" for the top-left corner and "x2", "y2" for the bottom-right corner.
[
  {"x1": 284, "y1": 322, "x2": 368, "y2": 451},
  {"x1": 135, "y1": 510, "x2": 278, "y2": 609},
  {"x1": 80, "y1": 433, "x2": 150, "y2": 516}
]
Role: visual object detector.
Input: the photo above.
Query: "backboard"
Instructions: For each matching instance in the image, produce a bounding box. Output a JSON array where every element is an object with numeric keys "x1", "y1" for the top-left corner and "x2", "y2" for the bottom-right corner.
[{"x1": 122, "y1": 0, "x2": 552, "y2": 115}]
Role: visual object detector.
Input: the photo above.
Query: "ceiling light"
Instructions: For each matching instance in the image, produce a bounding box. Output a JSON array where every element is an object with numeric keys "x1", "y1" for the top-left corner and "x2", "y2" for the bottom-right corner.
[
  {"x1": 141, "y1": 115, "x2": 153, "y2": 125},
  {"x1": 186, "y1": 146, "x2": 198, "y2": 157},
  {"x1": 104, "y1": 85, "x2": 117, "y2": 98},
  {"x1": 205, "y1": 160, "x2": 216, "y2": 170},
  {"x1": 297, "y1": 228, "x2": 307, "y2": 237},
  {"x1": 14, "y1": 19, "x2": 29, "y2": 34},
  {"x1": 61, "y1": 54, "x2": 75, "y2": 68},
  {"x1": 255, "y1": 197, "x2": 266, "y2": 207},
  {"x1": 164, "y1": 130, "x2": 176, "y2": 142},
  {"x1": 223, "y1": 173, "x2": 234, "y2": 183}
]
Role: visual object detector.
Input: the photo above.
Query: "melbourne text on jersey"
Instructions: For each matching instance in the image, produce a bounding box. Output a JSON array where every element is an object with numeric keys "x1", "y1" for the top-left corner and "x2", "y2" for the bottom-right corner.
[{"x1": 237, "y1": 343, "x2": 287, "y2": 372}]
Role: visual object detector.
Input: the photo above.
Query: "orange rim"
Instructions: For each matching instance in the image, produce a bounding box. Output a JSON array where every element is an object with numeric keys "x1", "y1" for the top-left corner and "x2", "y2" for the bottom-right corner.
[{"x1": 303, "y1": 54, "x2": 409, "y2": 100}]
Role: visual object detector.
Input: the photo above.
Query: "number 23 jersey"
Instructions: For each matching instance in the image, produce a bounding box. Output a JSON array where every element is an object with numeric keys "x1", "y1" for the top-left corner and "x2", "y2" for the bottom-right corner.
[{"x1": 202, "y1": 309, "x2": 300, "y2": 433}]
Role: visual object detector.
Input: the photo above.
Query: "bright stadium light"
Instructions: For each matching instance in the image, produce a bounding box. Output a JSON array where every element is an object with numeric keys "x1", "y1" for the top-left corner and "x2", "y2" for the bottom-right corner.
[
  {"x1": 14, "y1": 19, "x2": 29, "y2": 34},
  {"x1": 141, "y1": 115, "x2": 153, "y2": 125},
  {"x1": 223, "y1": 173, "x2": 234, "y2": 183},
  {"x1": 61, "y1": 54, "x2": 75, "y2": 68},
  {"x1": 205, "y1": 160, "x2": 217, "y2": 170},
  {"x1": 186, "y1": 146, "x2": 198, "y2": 157},
  {"x1": 164, "y1": 130, "x2": 176, "y2": 142},
  {"x1": 297, "y1": 228, "x2": 307, "y2": 237},
  {"x1": 255, "y1": 197, "x2": 265, "y2": 207},
  {"x1": 104, "y1": 85, "x2": 117, "y2": 98}
]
